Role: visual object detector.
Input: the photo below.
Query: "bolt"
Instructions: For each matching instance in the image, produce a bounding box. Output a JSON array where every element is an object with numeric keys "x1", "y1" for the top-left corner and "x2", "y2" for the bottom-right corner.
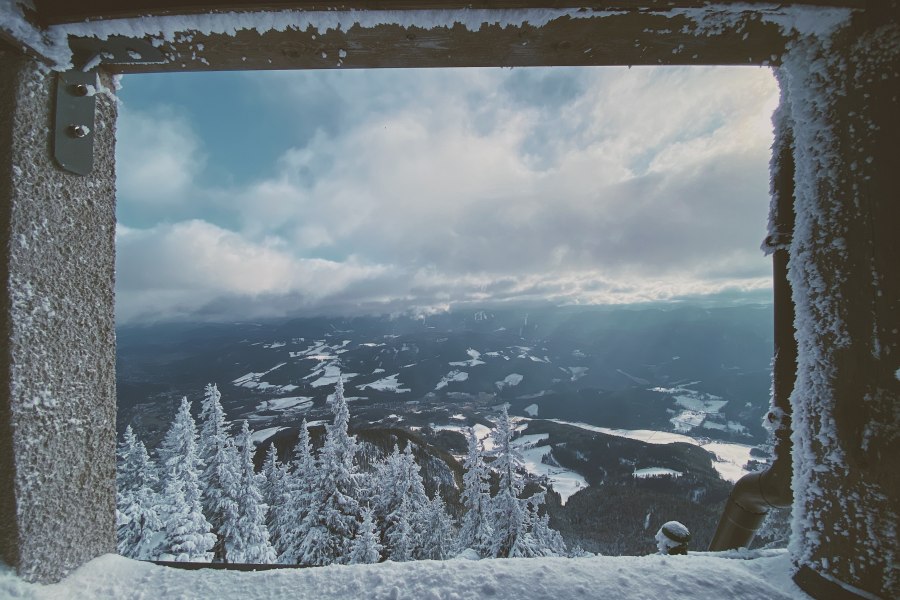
[
  {"x1": 70, "y1": 83, "x2": 89, "y2": 97},
  {"x1": 67, "y1": 124, "x2": 90, "y2": 139}
]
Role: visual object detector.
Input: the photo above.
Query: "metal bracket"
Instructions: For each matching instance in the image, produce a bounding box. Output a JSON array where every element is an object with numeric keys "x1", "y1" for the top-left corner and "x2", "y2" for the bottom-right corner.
[
  {"x1": 53, "y1": 36, "x2": 165, "y2": 176},
  {"x1": 54, "y1": 71, "x2": 98, "y2": 176}
]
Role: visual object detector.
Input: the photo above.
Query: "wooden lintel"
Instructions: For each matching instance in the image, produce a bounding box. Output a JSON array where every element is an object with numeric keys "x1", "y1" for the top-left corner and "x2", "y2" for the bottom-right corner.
[
  {"x1": 97, "y1": 12, "x2": 790, "y2": 74},
  {"x1": 31, "y1": 1, "x2": 867, "y2": 27}
]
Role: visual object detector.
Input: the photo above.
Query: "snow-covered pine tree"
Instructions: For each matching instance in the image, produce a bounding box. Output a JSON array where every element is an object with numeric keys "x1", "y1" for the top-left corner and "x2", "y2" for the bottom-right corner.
[
  {"x1": 489, "y1": 405, "x2": 525, "y2": 558},
  {"x1": 349, "y1": 508, "x2": 383, "y2": 565},
  {"x1": 384, "y1": 496, "x2": 415, "y2": 562},
  {"x1": 218, "y1": 421, "x2": 276, "y2": 564},
  {"x1": 117, "y1": 425, "x2": 149, "y2": 500},
  {"x1": 116, "y1": 426, "x2": 163, "y2": 559},
  {"x1": 458, "y1": 427, "x2": 494, "y2": 557},
  {"x1": 211, "y1": 438, "x2": 241, "y2": 562},
  {"x1": 261, "y1": 443, "x2": 289, "y2": 556},
  {"x1": 277, "y1": 418, "x2": 318, "y2": 564},
  {"x1": 509, "y1": 491, "x2": 565, "y2": 558},
  {"x1": 156, "y1": 397, "x2": 216, "y2": 562},
  {"x1": 531, "y1": 509, "x2": 567, "y2": 557},
  {"x1": 197, "y1": 383, "x2": 233, "y2": 537},
  {"x1": 372, "y1": 444, "x2": 430, "y2": 561},
  {"x1": 419, "y1": 487, "x2": 456, "y2": 560},
  {"x1": 509, "y1": 493, "x2": 538, "y2": 558},
  {"x1": 296, "y1": 377, "x2": 363, "y2": 565}
]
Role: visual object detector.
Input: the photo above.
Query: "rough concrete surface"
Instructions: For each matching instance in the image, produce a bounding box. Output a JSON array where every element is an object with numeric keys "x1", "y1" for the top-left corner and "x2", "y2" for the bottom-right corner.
[{"x1": 0, "y1": 46, "x2": 117, "y2": 583}]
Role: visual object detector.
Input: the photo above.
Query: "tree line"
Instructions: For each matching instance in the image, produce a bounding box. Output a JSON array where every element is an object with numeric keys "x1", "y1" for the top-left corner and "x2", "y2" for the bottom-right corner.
[{"x1": 116, "y1": 376, "x2": 566, "y2": 565}]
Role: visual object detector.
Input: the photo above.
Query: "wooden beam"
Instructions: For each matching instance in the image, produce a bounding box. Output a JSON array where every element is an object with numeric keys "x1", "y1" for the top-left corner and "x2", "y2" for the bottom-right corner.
[
  {"x1": 30, "y1": 1, "x2": 867, "y2": 26},
  {"x1": 0, "y1": 1, "x2": 61, "y2": 65},
  {"x1": 83, "y1": 11, "x2": 793, "y2": 74}
]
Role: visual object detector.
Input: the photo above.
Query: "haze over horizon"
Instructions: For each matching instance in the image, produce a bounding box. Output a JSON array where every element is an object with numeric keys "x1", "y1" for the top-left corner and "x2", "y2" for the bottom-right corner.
[{"x1": 114, "y1": 66, "x2": 779, "y2": 324}]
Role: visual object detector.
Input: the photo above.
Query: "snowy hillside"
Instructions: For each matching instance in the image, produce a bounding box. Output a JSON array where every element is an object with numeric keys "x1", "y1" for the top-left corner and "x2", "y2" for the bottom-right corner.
[
  {"x1": 117, "y1": 304, "x2": 774, "y2": 448},
  {"x1": 116, "y1": 305, "x2": 777, "y2": 557}
]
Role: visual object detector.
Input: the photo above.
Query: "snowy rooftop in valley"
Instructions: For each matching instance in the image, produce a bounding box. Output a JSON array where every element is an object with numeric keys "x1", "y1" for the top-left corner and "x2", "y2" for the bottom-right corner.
[{"x1": 0, "y1": 550, "x2": 812, "y2": 600}]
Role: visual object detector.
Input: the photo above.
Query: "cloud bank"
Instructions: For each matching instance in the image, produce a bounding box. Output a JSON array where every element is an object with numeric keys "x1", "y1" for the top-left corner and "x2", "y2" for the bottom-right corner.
[{"x1": 115, "y1": 66, "x2": 779, "y2": 324}]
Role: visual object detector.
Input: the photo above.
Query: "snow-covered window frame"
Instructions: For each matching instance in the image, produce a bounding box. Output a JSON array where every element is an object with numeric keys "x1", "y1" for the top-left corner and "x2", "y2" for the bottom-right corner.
[{"x1": 1, "y1": 3, "x2": 897, "y2": 600}]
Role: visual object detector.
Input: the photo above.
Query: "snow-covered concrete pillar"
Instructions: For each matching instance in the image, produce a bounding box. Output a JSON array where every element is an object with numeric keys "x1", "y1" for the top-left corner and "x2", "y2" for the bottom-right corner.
[
  {"x1": 778, "y1": 18, "x2": 899, "y2": 600},
  {"x1": 0, "y1": 46, "x2": 118, "y2": 582}
]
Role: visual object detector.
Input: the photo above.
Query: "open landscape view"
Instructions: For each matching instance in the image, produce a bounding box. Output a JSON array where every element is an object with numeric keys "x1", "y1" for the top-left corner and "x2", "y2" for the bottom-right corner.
[
  {"x1": 113, "y1": 65, "x2": 786, "y2": 564},
  {"x1": 2, "y1": 4, "x2": 895, "y2": 599}
]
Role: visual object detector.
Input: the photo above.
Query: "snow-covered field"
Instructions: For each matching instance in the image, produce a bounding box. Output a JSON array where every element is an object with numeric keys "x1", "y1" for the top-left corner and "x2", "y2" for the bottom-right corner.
[
  {"x1": 671, "y1": 409, "x2": 706, "y2": 432},
  {"x1": 449, "y1": 348, "x2": 486, "y2": 367},
  {"x1": 358, "y1": 373, "x2": 411, "y2": 393},
  {"x1": 250, "y1": 426, "x2": 287, "y2": 447},
  {"x1": 512, "y1": 433, "x2": 587, "y2": 505},
  {"x1": 544, "y1": 419, "x2": 755, "y2": 482},
  {"x1": 0, "y1": 550, "x2": 810, "y2": 600},
  {"x1": 255, "y1": 397, "x2": 313, "y2": 412},
  {"x1": 495, "y1": 373, "x2": 523, "y2": 390},
  {"x1": 431, "y1": 423, "x2": 494, "y2": 450},
  {"x1": 431, "y1": 424, "x2": 587, "y2": 504},
  {"x1": 232, "y1": 363, "x2": 296, "y2": 393},
  {"x1": 650, "y1": 385, "x2": 731, "y2": 434},
  {"x1": 633, "y1": 467, "x2": 683, "y2": 479},
  {"x1": 435, "y1": 370, "x2": 469, "y2": 390},
  {"x1": 308, "y1": 363, "x2": 358, "y2": 388}
]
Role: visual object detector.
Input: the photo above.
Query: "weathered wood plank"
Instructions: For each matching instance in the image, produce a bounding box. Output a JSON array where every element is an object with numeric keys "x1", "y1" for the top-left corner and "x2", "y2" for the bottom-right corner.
[
  {"x1": 94, "y1": 11, "x2": 791, "y2": 74},
  {"x1": 31, "y1": 1, "x2": 867, "y2": 26}
]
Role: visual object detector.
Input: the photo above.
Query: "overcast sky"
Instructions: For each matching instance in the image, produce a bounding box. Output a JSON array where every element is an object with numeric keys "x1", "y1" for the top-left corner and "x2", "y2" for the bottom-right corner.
[{"x1": 114, "y1": 66, "x2": 779, "y2": 324}]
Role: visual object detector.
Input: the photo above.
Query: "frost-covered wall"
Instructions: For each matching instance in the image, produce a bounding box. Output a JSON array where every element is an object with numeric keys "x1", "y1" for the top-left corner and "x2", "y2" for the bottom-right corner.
[
  {"x1": 778, "y1": 20, "x2": 900, "y2": 600},
  {"x1": 0, "y1": 48, "x2": 118, "y2": 583}
]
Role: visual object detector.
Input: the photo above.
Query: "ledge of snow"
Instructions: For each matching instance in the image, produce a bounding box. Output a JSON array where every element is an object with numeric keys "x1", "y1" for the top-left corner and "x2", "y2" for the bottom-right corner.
[{"x1": 0, "y1": 550, "x2": 810, "y2": 600}]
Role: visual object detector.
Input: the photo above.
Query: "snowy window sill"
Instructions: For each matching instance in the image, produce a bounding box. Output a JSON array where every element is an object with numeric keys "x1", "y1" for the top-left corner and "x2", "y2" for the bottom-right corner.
[{"x1": 0, "y1": 549, "x2": 812, "y2": 600}]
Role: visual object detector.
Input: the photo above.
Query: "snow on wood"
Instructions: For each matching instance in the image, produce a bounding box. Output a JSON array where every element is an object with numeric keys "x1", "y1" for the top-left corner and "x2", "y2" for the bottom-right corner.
[{"x1": 0, "y1": 549, "x2": 811, "y2": 599}]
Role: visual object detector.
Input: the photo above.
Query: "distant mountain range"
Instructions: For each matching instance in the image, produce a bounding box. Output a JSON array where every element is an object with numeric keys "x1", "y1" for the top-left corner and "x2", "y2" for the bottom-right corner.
[{"x1": 117, "y1": 303, "x2": 776, "y2": 554}]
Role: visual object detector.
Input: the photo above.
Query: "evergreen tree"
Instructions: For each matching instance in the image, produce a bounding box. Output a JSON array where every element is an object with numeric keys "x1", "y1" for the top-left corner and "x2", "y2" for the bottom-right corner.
[
  {"x1": 349, "y1": 508, "x2": 383, "y2": 565},
  {"x1": 372, "y1": 445, "x2": 429, "y2": 560},
  {"x1": 296, "y1": 377, "x2": 363, "y2": 565},
  {"x1": 278, "y1": 419, "x2": 318, "y2": 564},
  {"x1": 156, "y1": 397, "x2": 216, "y2": 562},
  {"x1": 197, "y1": 383, "x2": 233, "y2": 535},
  {"x1": 116, "y1": 426, "x2": 162, "y2": 559},
  {"x1": 489, "y1": 405, "x2": 525, "y2": 558},
  {"x1": 420, "y1": 488, "x2": 456, "y2": 561},
  {"x1": 458, "y1": 427, "x2": 494, "y2": 557},
  {"x1": 212, "y1": 439, "x2": 241, "y2": 561},
  {"x1": 261, "y1": 443, "x2": 289, "y2": 556},
  {"x1": 508, "y1": 492, "x2": 565, "y2": 558},
  {"x1": 531, "y1": 510, "x2": 567, "y2": 557},
  {"x1": 218, "y1": 421, "x2": 276, "y2": 564},
  {"x1": 384, "y1": 497, "x2": 415, "y2": 562}
]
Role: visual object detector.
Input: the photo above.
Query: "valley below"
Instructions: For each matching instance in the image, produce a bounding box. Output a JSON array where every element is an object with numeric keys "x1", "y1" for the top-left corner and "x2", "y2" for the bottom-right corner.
[{"x1": 117, "y1": 303, "x2": 777, "y2": 555}]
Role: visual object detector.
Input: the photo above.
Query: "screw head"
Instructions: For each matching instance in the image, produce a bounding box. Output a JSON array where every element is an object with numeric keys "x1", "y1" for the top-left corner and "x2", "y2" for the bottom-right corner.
[
  {"x1": 67, "y1": 124, "x2": 90, "y2": 139},
  {"x1": 70, "y1": 83, "x2": 89, "y2": 97}
]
